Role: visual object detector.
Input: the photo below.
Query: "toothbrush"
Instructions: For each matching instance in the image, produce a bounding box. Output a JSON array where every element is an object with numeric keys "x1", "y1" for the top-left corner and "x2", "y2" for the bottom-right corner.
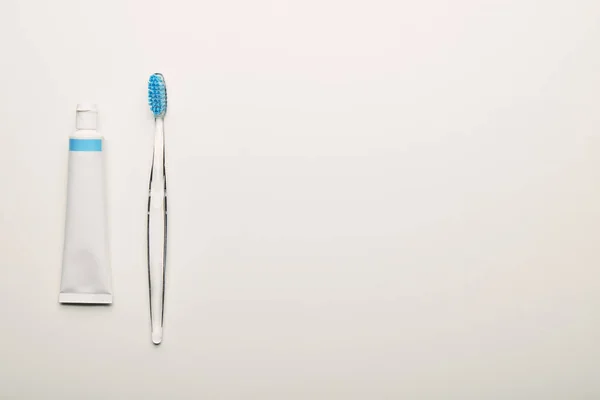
[{"x1": 147, "y1": 73, "x2": 168, "y2": 344}]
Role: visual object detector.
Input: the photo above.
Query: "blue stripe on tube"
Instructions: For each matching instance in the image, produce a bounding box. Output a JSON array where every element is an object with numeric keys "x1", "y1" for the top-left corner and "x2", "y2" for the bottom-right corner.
[{"x1": 69, "y1": 138, "x2": 102, "y2": 151}]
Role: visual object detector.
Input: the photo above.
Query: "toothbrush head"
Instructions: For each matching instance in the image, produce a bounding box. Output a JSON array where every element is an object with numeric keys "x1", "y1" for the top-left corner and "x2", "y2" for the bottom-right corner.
[{"x1": 148, "y1": 73, "x2": 167, "y2": 118}]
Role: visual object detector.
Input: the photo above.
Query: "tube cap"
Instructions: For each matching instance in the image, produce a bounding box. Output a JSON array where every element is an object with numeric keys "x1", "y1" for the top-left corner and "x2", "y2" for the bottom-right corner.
[{"x1": 76, "y1": 103, "x2": 98, "y2": 130}]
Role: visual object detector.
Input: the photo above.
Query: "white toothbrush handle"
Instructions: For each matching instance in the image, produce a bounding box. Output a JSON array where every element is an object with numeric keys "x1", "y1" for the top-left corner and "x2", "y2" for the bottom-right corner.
[{"x1": 148, "y1": 117, "x2": 167, "y2": 344}]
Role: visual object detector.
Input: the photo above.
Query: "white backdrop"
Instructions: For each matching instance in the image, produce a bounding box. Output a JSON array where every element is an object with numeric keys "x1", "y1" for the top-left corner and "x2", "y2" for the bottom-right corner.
[{"x1": 1, "y1": 0, "x2": 600, "y2": 398}]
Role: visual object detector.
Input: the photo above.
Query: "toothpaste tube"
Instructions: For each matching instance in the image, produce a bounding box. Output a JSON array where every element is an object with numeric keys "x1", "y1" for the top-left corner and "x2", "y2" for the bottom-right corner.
[{"x1": 59, "y1": 104, "x2": 112, "y2": 304}]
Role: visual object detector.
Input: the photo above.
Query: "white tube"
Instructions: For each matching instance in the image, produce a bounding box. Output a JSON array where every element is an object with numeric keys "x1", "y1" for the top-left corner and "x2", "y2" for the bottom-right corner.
[{"x1": 59, "y1": 104, "x2": 112, "y2": 304}]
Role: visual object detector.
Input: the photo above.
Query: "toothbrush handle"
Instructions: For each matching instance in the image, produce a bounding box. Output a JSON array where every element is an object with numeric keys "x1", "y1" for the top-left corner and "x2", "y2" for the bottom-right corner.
[{"x1": 147, "y1": 118, "x2": 167, "y2": 345}]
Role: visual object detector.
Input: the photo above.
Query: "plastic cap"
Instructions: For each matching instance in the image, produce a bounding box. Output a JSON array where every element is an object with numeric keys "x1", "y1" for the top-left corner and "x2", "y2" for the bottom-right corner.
[{"x1": 76, "y1": 103, "x2": 98, "y2": 130}]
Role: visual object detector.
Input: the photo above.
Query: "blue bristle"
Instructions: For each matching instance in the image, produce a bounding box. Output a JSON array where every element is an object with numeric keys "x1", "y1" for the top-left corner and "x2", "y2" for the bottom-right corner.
[{"x1": 148, "y1": 73, "x2": 167, "y2": 117}]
